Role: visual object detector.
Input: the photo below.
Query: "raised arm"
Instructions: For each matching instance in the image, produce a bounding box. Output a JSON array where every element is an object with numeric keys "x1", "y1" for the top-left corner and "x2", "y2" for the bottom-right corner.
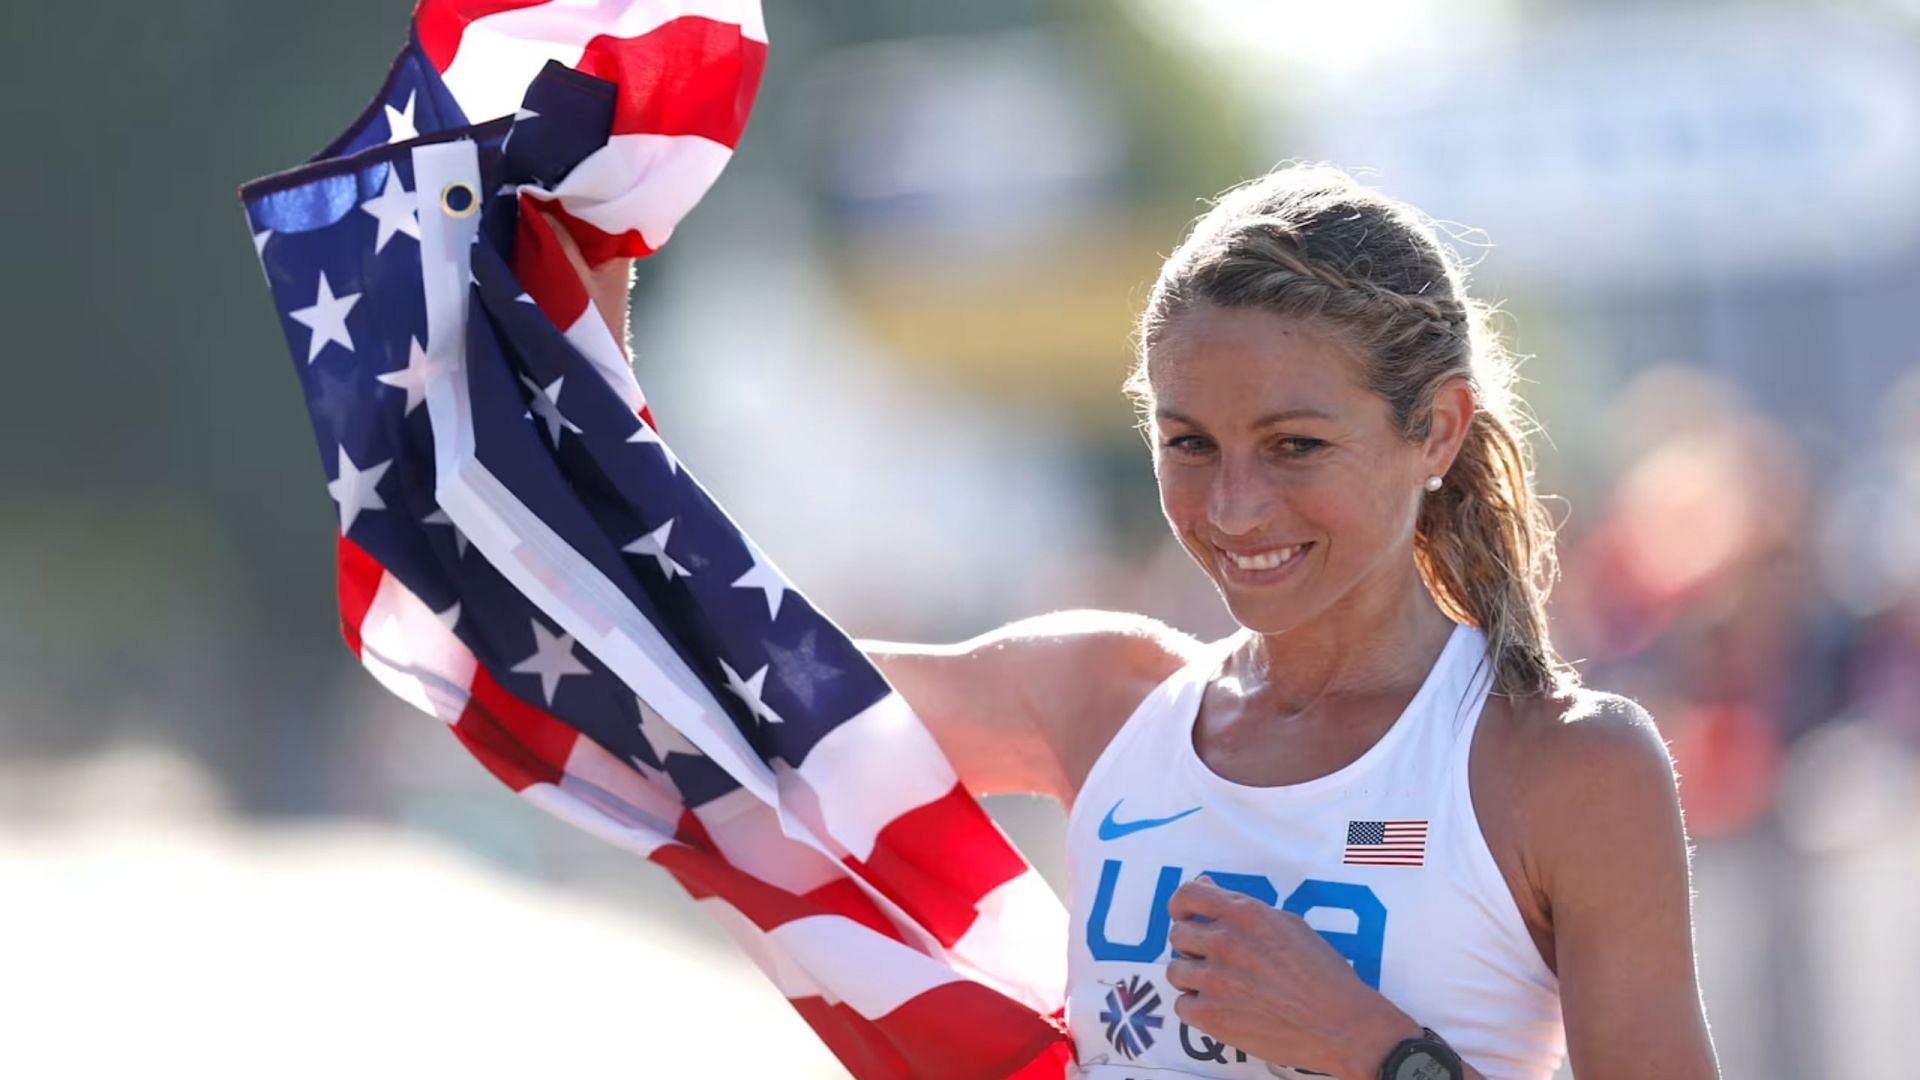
[{"x1": 859, "y1": 610, "x2": 1203, "y2": 803}]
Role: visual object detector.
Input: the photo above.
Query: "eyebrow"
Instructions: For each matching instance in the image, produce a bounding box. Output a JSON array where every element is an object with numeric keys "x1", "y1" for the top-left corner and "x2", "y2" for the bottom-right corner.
[{"x1": 1154, "y1": 406, "x2": 1337, "y2": 427}]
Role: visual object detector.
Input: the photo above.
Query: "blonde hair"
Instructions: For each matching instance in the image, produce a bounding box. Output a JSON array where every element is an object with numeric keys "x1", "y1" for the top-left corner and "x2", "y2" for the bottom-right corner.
[{"x1": 1124, "y1": 163, "x2": 1577, "y2": 698}]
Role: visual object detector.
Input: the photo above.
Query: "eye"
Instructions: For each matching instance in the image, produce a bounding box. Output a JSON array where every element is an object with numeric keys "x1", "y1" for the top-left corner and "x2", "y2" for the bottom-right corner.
[
  {"x1": 1162, "y1": 433, "x2": 1213, "y2": 456},
  {"x1": 1275, "y1": 437, "x2": 1326, "y2": 456}
]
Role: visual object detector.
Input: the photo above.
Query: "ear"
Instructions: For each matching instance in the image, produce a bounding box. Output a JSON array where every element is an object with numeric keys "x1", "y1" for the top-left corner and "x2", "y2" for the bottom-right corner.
[{"x1": 1423, "y1": 375, "x2": 1475, "y2": 477}]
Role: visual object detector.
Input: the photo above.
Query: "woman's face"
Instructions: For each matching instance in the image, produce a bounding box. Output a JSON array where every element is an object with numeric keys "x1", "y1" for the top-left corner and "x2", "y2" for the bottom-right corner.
[{"x1": 1147, "y1": 303, "x2": 1452, "y2": 635}]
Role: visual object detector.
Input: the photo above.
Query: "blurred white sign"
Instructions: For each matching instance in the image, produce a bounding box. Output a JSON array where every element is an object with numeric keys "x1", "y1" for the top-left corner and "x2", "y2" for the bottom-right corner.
[{"x1": 1293, "y1": 10, "x2": 1920, "y2": 285}]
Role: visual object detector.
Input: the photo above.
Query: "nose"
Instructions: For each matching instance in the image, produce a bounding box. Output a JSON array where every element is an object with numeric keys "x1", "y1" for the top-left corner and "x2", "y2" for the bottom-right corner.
[{"x1": 1207, "y1": 456, "x2": 1277, "y2": 539}]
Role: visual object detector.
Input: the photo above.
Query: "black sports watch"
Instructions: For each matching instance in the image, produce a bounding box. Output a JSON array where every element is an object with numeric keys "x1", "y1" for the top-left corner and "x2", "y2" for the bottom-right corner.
[{"x1": 1375, "y1": 1027, "x2": 1463, "y2": 1080}]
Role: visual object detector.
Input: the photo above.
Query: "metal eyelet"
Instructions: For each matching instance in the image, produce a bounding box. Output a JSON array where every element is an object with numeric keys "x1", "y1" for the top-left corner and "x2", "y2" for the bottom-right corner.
[{"x1": 439, "y1": 181, "x2": 479, "y2": 219}]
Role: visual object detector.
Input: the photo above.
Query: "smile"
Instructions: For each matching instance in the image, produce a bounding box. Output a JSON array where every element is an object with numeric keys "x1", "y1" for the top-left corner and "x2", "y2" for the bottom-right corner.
[{"x1": 1215, "y1": 542, "x2": 1312, "y2": 583}]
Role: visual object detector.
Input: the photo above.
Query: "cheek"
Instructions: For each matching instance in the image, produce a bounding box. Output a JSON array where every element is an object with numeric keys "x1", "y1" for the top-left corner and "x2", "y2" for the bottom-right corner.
[{"x1": 1155, "y1": 469, "x2": 1208, "y2": 534}]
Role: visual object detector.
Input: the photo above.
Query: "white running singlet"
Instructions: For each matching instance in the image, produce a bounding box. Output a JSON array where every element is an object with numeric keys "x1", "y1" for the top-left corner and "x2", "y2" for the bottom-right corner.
[{"x1": 1063, "y1": 621, "x2": 1567, "y2": 1080}]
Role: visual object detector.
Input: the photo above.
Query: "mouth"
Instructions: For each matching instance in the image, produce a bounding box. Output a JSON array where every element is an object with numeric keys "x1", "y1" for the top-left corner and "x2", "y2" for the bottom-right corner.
[{"x1": 1213, "y1": 541, "x2": 1313, "y2": 585}]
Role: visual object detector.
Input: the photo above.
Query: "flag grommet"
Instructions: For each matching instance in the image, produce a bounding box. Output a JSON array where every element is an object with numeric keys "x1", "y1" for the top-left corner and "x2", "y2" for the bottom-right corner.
[{"x1": 439, "y1": 181, "x2": 479, "y2": 219}]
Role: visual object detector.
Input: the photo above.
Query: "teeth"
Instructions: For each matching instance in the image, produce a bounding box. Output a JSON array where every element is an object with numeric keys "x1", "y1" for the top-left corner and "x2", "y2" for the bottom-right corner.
[{"x1": 1231, "y1": 545, "x2": 1303, "y2": 571}]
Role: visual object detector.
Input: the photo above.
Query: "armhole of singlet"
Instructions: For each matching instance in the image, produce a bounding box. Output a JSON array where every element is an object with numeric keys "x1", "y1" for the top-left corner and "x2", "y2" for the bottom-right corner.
[
  {"x1": 1448, "y1": 655, "x2": 1562, "y2": 988},
  {"x1": 1063, "y1": 638, "x2": 1221, "y2": 831}
]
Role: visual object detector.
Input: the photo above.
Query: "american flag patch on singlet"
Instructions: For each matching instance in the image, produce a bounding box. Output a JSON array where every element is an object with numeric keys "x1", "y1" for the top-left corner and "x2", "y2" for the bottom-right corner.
[{"x1": 1344, "y1": 819, "x2": 1429, "y2": 866}]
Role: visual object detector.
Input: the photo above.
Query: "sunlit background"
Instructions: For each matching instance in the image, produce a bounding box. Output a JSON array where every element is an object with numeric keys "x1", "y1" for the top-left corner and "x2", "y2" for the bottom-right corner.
[{"x1": 7, "y1": 0, "x2": 1919, "y2": 1075}]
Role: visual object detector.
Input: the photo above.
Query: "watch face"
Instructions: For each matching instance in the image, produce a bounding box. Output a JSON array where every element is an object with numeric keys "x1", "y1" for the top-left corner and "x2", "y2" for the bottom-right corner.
[{"x1": 1393, "y1": 1050, "x2": 1457, "y2": 1080}]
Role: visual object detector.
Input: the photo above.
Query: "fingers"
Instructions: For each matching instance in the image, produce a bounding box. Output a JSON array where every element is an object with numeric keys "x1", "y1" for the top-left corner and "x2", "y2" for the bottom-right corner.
[
  {"x1": 1167, "y1": 914, "x2": 1221, "y2": 959},
  {"x1": 1167, "y1": 876, "x2": 1245, "y2": 922},
  {"x1": 1165, "y1": 955, "x2": 1206, "y2": 992}
]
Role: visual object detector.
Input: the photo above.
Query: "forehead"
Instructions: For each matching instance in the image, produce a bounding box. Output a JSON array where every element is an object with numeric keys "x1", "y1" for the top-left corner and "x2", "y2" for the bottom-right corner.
[{"x1": 1148, "y1": 303, "x2": 1374, "y2": 424}]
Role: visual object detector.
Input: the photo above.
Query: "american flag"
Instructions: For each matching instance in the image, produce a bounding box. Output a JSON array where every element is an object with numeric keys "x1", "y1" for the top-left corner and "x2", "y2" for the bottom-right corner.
[
  {"x1": 238, "y1": 3, "x2": 1072, "y2": 1076},
  {"x1": 1343, "y1": 820, "x2": 1430, "y2": 867}
]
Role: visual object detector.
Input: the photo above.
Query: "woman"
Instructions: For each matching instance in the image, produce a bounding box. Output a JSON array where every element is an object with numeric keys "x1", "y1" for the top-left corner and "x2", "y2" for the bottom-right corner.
[
  {"x1": 575, "y1": 163, "x2": 1718, "y2": 1079},
  {"x1": 857, "y1": 165, "x2": 1720, "y2": 1080}
]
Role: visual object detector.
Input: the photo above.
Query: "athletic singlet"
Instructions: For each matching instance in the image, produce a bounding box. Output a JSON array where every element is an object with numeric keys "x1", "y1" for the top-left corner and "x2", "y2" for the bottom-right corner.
[{"x1": 1063, "y1": 621, "x2": 1567, "y2": 1079}]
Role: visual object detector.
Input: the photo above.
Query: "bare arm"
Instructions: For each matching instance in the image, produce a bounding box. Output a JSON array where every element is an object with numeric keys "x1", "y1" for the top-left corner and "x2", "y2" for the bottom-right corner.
[
  {"x1": 858, "y1": 610, "x2": 1202, "y2": 803},
  {"x1": 1531, "y1": 693, "x2": 1721, "y2": 1078}
]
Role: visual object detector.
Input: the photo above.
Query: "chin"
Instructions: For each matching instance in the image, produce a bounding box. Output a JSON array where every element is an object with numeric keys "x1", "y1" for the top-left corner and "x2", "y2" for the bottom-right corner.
[{"x1": 1213, "y1": 585, "x2": 1310, "y2": 636}]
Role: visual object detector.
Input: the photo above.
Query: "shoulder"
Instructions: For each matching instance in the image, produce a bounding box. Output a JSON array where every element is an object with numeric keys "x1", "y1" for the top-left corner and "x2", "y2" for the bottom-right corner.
[
  {"x1": 1503, "y1": 688, "x2": 1687, "y2": 894},
  {"x1": 1511, "y1": 689, "x2": 1677, "y2": 801},
  {"x1": 969, "y1": 608, "x2": 1209, "y2": 685},
  {"x1": 986, "y1": 609, "x2": 1211, "y2": 798}
]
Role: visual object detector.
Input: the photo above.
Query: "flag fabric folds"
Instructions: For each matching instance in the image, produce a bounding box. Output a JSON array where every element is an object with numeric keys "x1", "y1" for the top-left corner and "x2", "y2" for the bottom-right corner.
[{"x1": 239, "y1": 3, "x2": 1072, "y2": 1076}]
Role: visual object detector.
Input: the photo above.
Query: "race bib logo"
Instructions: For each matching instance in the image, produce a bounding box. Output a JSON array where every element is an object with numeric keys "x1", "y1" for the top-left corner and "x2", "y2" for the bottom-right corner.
[{"x1": 1098, "y1": 974, "x2": 1164, "y2": 1059}]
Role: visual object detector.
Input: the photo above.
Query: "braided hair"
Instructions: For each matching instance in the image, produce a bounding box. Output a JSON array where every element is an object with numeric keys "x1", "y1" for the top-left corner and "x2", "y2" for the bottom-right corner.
[{"x1": 1124, "y1": 163, "x2": 1577, "y2": 699}]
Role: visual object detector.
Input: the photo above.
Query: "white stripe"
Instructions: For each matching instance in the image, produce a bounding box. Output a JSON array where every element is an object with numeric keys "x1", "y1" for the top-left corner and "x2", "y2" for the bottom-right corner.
[
  {"x1": 561, "y1": 734, "x2": 685, "y2": 831},
  {"x1": 356, "y1": 571, "x2": 476, "y2": 723},
  {"x1": 946, "y1": 870, "x2": 1068, "y2": 1014},
  {"x1": 441, "y1": 0, "x2": 768, "y2": 125},
  {"x1": 789, "y1": 691, "x2": 958, "y2": 862},
  {"x1": 690, "y1": 788, "x2": 847, "y2": 898},
  {"x1": 562, "y1": 305, "x2": 645, "y2": 412},
  {"x1": 522, "y1": 781, "x2": 674, "y2": 857},
  {"x1": 698, "y1": 900, "x2": 963, "y2": 1017},
  {"x1": 529, "y1": 133, "x2": 735, "y2": 254}
]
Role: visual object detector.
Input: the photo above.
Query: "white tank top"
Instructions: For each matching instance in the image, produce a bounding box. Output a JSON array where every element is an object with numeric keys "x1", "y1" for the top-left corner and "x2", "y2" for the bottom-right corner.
[{"x1": 1063, "y1": 621, "x2": 1566, "y2": 1080}]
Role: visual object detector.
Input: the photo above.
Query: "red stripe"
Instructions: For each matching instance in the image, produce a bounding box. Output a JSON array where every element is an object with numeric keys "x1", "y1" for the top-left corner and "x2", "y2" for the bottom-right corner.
[
  {"x1": 784, "y1": 984, "x2": 1069, "y2": 1080},
  {"x1": 512, "y1": 194, "x2": 592, "y2": 326},
  {"x1": 654, "y1": 842, "x2": 900, "y2": 939},
  {"x1": 800, "y1": 877, "x2": 905, "y2": 943},
  {"x1": 450, "y1": 665, "x2": 575, "y2": 790},
  {"x1": 847, "y1": 784, "x2": 1029, "y2": 948},
  {"x1": 413, "y1": 0, "x2": 550, "y2": 72},
  {"x1": 335, "y1": 535, "x2": 387, "y2": 656},
  {"x1": 576, "y1": 18, "x2": 767, "y2": 146},
  {"x1": 540, "y1": 197, "x2": 659, "y2": 266},
  {"x1": 869, "y1": 982, "x2": 1072, "y2": 1080}
]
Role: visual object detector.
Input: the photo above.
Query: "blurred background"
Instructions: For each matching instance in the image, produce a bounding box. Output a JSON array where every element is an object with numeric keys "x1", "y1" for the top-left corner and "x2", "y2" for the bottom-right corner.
[{"x1": 6, "y1": 0, "x2": 1919, "y2": 1075}]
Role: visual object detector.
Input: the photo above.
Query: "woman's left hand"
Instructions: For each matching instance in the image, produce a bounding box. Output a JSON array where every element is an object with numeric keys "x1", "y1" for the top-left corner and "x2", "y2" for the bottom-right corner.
[{"x1": 1164, "y1": 877, "x2": 1422, "y2": 1080}]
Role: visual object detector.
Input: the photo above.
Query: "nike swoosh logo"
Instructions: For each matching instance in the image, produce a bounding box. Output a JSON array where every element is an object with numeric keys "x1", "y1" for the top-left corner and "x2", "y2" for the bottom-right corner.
[{"x1": 1098, "y1": 799, "x2": 1202, "y2": 841}]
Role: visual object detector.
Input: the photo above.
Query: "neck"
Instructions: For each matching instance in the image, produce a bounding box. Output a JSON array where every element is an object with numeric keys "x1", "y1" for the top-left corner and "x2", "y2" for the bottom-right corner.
[{"x1": 1224, "y1": 567, "x2": 1458, "y2": 719}]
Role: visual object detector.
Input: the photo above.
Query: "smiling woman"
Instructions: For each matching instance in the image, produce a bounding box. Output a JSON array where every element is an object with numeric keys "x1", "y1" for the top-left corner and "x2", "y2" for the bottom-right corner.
[
  {"x1": 855, "y1": 163, "x2": 1720, "y2": 1080},
  {"x1": 578, "y1": 159, "x2": 1716, "y2": 1079}
]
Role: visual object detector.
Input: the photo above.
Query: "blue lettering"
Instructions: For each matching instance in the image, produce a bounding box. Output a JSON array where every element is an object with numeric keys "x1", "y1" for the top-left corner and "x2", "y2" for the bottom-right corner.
[
  {"x1": 1281, "y1": 879, "x2": 1387, "y2": 989},
  {"x1": 1087, "y1": 859, "x2": 1183, "y2": 962},
  {"x1": 1086, "y1": 863, "x2": 1387, "y2": 985}
]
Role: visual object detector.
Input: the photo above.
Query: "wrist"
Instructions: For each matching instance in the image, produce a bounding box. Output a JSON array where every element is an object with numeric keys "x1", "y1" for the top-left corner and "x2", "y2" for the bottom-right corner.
[{"x1": 1341, "y1": 1007, "x2": 1426, "y2": 1080}]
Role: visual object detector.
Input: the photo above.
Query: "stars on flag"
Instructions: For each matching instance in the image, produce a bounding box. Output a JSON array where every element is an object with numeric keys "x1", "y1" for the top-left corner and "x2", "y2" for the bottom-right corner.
[
  {"x1": 719, "y1": 658, "x2": 784, "y2": 726},
  {"x1": 384, "y1": 89, "x2": 418, "y2": 144},
  {"x1": 290, "y1": 272, "x2": 362, "y2": 363},
  {"x1": 520, "y1": 373, "x2": 583, "y2": 445},
  {"x1": 327, "y1": 445, "x2": 390, "y2": 535},
  {"x1": 623, "y1": 518, "x2": 691, "y2": 580},
  {"x1": 626, "y1": 415, "x2": 680, "y2": 475},
  {"x1": 510, "y1": 618, "x2": 590, "y2": 706},
  {"x1": 377, "y1": 336, "x2": 445, "y2": 416},
  {"x1": 765, "y1": 629, "x2": 842, "y2": 710},
  {"x1": 422, "y1": 508, "x2": 471, "y2": 558},
  {"x1": 360, "y1": 165, "x2": 421, "y2": 254},
  {"x1": 731, "y1": 537, "x2": 792, "y2": 621},
  {"x1": 636, "y1": 695, "x2": 699, "y2": 761}
]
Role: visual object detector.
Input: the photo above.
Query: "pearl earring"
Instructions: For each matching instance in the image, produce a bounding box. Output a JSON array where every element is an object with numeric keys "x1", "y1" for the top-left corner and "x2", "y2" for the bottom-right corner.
[{"x1": 1424, "y1": 475, "x2": 1443, "y2": 492}]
